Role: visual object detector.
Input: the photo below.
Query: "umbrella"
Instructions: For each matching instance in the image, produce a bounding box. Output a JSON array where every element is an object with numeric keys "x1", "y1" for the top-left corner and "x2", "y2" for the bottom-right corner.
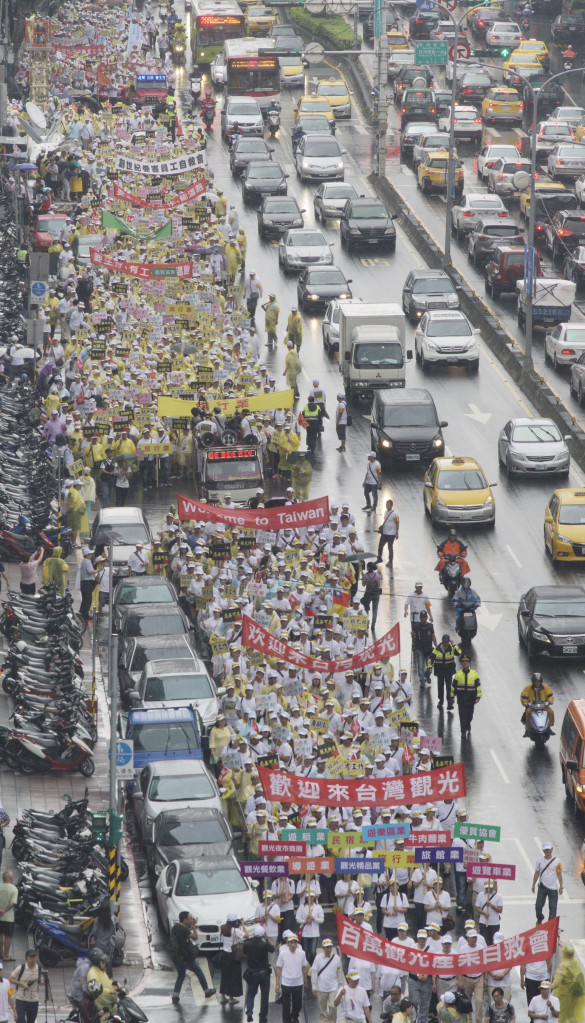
[
  {"x1": 15, "y1": 163, "x2": 37, "y2": 172},
  {"x1": 171, "y1": 342, "x2": 197, "y2": 355},
  {"x1": 343, "y1": 551, "x2": 376, "y2": 563},
  {"x1": 19, "y1": 347, "x2": 35, "y2": 359},
  {"x1": 92, "y1": 529, "x2": 121, "y2": 546},
  {"x1": 112, "y1": 452, "x2": 136, "y2": 463}
]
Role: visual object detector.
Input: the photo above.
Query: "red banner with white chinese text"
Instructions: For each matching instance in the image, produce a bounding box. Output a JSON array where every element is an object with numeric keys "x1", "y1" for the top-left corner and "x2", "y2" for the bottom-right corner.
[
  {"x1": 113, "y1": 178, "x2": 206, "y2": 210},
  {"x1": 89, "y1": 250, "x2": 193, "y2": 279},
  {"x1": 257, "y1": 763, "x2": 466, "y2": 808},
  {"x1": 242, "y1": 616, "x2": 400, "y2": 673}
]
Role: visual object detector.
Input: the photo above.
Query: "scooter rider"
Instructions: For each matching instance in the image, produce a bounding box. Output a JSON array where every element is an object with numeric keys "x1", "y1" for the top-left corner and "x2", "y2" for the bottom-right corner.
[
  {"x1": 435, "y1": 529, "x2": 470, "y2": 581},
  {"x1": 201, "y1": 90, "x2": 215, "y2": 125},
  {"x1": 451, "y1": 577, "x2": 481, "y2": 629},
  {"x1": 563, "y1": 44, "x2": 576, "y2": 66},
  {"x1": 521, "y1": 673, "x2": 554, "y2": 733}
]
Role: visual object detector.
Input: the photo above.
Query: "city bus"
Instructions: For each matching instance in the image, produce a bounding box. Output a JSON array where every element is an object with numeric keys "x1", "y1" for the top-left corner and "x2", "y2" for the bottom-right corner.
[
  {"x1": 223, "y1": 38, "x2": 281, "y2": 112},
  {"x1": 191, "y1": 0, "x2": 245, "y2": 64}
]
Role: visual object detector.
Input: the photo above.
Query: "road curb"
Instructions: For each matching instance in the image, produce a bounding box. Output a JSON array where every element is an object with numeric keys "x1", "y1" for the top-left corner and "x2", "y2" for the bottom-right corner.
[{"x1": 368, "y1": 171, "x2": 585, "y2": 473}]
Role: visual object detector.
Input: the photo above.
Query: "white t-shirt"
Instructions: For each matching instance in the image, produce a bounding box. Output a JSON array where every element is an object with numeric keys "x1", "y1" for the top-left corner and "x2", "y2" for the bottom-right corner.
[
  {"x1": 311, "y1": 952, "x2": 342, "y2": 993},
  {"x1": 277, "y1": 945, "x2": 308, "y2": 987},
  {"x1": 364, "y1": 459, "x2": 381, "y2": 486},
  {"x1": 528, "y1": 993, "x2": 560, "y2": 1023},
  {"x1": 336, "y1": 983, "x2": 370, "y2": 1022},
  {"x1": 535, "y1": 855, "x2": 561, "y2": 890}
]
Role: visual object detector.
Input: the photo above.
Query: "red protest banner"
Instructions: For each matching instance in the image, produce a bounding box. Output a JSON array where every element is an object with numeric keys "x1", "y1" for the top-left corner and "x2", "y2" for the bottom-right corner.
[
  {"x1": 89, "y1": 250, "x2": 193, "y2": 279},
  {"x1": 258, "y1": 763, "x2": 466, "y2": 808},
  {"x1": 337, "y1": 913, "x2": 558, "y2": 976},
  {"x1": 258, "y1": 841, "x2": 307, "y2": 857},
  {"x1": 287, "y1": 857, "x2": 335, "y2": 875},
  {"x1": 113, "y1": 179, "x2": 206, "y2": 210},
  {"x1": 242, "y1": 615, "x2": 400, "y2": 673},
  {"x1": 466, "y1": 862, "x2": 517, "y2": 881},
  {"x1": 177, "y1": 495, "x2": 330, "y2": 529},
  {"x1": 406, "y1": 831, "x2": 451, "y2": 847}
]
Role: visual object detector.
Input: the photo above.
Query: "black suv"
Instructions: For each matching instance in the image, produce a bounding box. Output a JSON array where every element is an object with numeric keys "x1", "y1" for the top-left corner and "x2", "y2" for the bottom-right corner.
[
  {"x1": 394, "y1": 66, "x2": 434, "y2": 104},
  {"x1": 340, "y1": 197, "x2": 396, "y2": 253},
  {"x1": 551, "y1": 13, "x2": 585, "y2": 43},
  {"x1": 370, "y1": 388, "x2": 448, "y2": 463},
  {"x1": 402, "y1": 269, "x2": 460, "y2": 322},
  {"x1": 545, "y1": 210, "x2": 585, "y2": 262},
  {"x1": 409, "y1": 11, "x2": 440, "y2": 37}
]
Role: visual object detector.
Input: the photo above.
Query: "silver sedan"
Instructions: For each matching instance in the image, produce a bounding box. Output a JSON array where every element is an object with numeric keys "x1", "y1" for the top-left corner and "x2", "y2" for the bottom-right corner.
[
  {"x1": 486, "y1": 157, "x2": 531, "y2": 196},
  {"x1": 498, "y1": 418, "x2": 570, "y2": 475},
  {"x1": 314, "y1": 182, "x2": 358, "y2": 222}
]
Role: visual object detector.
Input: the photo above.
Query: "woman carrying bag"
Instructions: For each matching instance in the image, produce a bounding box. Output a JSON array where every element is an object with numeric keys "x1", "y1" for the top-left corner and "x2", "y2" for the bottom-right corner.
[{"x1": 220, "y1": 913, "x2": 248, "y2": 1005}]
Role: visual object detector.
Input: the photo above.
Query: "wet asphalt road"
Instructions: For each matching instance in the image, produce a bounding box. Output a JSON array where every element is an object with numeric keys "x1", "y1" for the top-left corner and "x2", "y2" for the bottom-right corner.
[{"x1": 120, "y1": 5, "x2": 585, "y2": 1018}]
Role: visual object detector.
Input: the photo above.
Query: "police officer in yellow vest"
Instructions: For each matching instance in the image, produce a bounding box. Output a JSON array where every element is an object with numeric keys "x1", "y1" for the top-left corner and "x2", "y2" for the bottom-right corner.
[
  {"x1": 301, "y1": 395, "x2": 321, "y2": 455},
  {"x1": 450, "y1": 655, "x2": 481, "y2": 738}
]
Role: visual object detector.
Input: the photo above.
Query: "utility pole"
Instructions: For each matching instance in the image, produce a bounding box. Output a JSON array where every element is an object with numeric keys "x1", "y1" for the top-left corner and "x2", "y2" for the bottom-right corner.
[{"x1": 374, "y1": 0, "x2": 387, "y2": 175}]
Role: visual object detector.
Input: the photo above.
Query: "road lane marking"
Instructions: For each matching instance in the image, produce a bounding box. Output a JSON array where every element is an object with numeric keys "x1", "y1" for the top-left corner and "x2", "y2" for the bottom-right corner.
[
  {"x1": 513, "y1": 836, "x2": 536, "y2": 876},
  {"x1": 490, "y1": 748, "x2": 510, "y2": 784},
  {"x1": 506, "y1": 544, "x2": 522, "y2": 568},
  {"x1": 343, "y1": 450, "x2": 353, "y2": 467}
]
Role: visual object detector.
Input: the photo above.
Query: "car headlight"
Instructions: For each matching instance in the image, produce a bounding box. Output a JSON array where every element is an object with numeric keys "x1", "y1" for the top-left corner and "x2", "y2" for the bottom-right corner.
[
  {"x1": 384, "y1": 226, "x2": 395, "y2": 234},
  {"x1": 432, "y1": 436, "x2": 443, "y2": 447},
  {"x1": 484, "y1": 495, "x2": 494, "y2": 505},
  {"x1": 425, "y1": 340, "x2": 437, "y2": 351},
  {"x1": 435, "y1": 496, "x2": 447, "y2": 507},
  {"x1": 381, "y1": 439, "x2": 392, "y2": 448},
  {"x1": 263, "y1": 218, "x2": 273, "y2": 224},
  {"x1": 464, "y1": 339, "x2": 478, "y2": 350},
  {"x1": 349, "y1": 227, "x2": 360, "y2": 235},
  {"x1": 447, "y1": 295, "x2": 458, "y2": 306},
  {"x1": 335, "y1": 161, "x2": 344, "y2": 170},
  {"x1": 532, "y1": 629, "x2": 551, "y2": 643},
  {"x1": 555, "y1": 533, "x2": 573, "y2": 544},
  {"x1": 308, "y1": 293, "x2": 320, "y2": 300},
  {"x1": 301, "y1": 160, "x2": 310, "y2": 169},
  {"x1": 338, "y1": 292, "x2": 350, "y2": 299}
]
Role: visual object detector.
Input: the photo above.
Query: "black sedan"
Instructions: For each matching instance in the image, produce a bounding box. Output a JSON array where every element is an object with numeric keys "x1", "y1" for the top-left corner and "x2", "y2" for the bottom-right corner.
[
  {"x1": 229, "y1": 137, "x2": 273, "y2": 177},
  {"x1": 257, "y1": 196, "x2": 304, "y2": 239},
  {"x1": 522, "y1": 73, "x2": 564, "y2": 114},
  {"x1": 118, "y1": 605, "x2": 191, "y2": 656},
  {"x1": 297, "y1": 265, "x2": 352, "y2": 313},
  {"x1": 409, "y1": 11, "x2": 440, "y2": 37},
  {"x1": 242, "y1": 161, "x2": 288, "y2": 205},
  {"x1": 518, "y1": 585, "x2": 585, "y2": 659},
  {"x1": 146, "y1": 808, "x2": 235, "y2": 878},
  {"x1": 457, "y1": 70, "x2": 494, "y2": 104},
  {"x1": 551, "y1": 13, "x2": 585, "y2": 43},
  {"x1": 565, "y1": 244, "x2": 585, "y2": 288}
]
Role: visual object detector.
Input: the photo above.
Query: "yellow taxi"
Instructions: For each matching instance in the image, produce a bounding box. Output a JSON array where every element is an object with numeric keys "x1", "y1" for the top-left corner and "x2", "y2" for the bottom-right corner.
[
  {"x1": 502, "y1": 55, "x2": 541, "y2": 83},
  {"x1": 481, "y1": 87, "x2": 523, "y2": 123},
  {"x1": 387, "y1": 30, "x2": 410, "y2": 50},
  {"x1": 279, "y1": 55, "x2": 305, "y2": 88},
  {"x1": 245, "y1": 4, "x2": 277, "y2": 34},
  {"x1": 416, "y1": 150, "x2": 463, "y2": 196},
  {"x1": 512, "y1": 38, "x2": 550, "y2": 66},
  {"x1": 294, "y1": 96, "x2": 335, "y2": 124},
  {"x1": 544, "y1": 490, "x2": 585, "y2": 562},
  {"x1": 316, "y1": 78, "x2": 352, "y2": 118},
  {"x1": 423, "y1": 456, "x2": 496, "y2": 526},
  {"x1": 519, "y1": 180, "x2": 568, "y2": 218}
]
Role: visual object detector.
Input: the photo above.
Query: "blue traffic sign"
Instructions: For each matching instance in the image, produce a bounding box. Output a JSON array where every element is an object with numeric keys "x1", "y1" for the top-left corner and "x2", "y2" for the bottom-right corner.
[
  {"x1": 416, "y1": 0, "x2": 436, "y2": 12},
  {"x1": 115, "y1": 740, "x2": 133, "y2": 767},
  {"x1": 31, "y1": 281, "x2": 48, "y2": 298}
]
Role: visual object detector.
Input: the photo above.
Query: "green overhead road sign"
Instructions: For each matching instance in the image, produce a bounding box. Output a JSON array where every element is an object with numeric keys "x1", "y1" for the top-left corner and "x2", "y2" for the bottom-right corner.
[
  {"x1": 374, "y1": 0, "x2": 383, "y2": 36},
  {"x1": 414, "y1": 39, "x2": 448, "y2": 64}
]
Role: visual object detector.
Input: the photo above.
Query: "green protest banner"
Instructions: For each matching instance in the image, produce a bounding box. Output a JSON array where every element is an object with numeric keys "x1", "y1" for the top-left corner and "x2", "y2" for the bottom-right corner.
[{"x1": 453, "y1": 823, "x2": 501, "y2": 842}]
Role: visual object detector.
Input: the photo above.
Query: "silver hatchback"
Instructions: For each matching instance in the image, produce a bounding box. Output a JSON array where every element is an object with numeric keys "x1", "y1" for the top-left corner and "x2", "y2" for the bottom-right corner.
[{"x1": 498, "y1": 418, "x2": 570, "y2": 475}]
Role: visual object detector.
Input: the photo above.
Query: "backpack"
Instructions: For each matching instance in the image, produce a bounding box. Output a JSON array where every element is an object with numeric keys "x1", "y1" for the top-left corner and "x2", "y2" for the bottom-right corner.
[
  {"x1": 364, "y1": 571, "x2": 381, "y2": 596},
  {"x1": 454, "y1": 991, "x2": 473, "y2": 1015}
]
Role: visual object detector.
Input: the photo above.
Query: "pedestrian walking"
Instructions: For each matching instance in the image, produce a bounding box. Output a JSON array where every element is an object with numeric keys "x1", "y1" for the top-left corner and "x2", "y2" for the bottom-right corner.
[
  {"x1": 411, "y1": 610, "x2": 436, "y2": 687},
  {"x1": 220, "y1": 913, "x2": 247, "y2": 1005},
  {"x1": 10, "y1": 949, "x2": 44, "y2": 1023},
  {"x1": 311, "y1": 940, "x2": 343, "y2": 1023},
  {"x1": 291, "y1": 451, "x2": 313, "y2": 501},
  {"x1": 169, "y1": 912, "x2": 216, "y2": 1005},
  {"x1": 244, "y1": 270, "x2": 262, "y2": 326},
  {"x1": 285, "y1": 308, "x2": 303, "y2": 352},
  {"x1": 284, "y1": 343, "x2": 302, "y2": 398},
  {"x1": 334, "y1": 971, "x2": 373, "y2": 1023},
  {"x1": 532, "y1": 842, "x2": 563, "y2": 924},
  {"x1": 127, "y1": 542, "x2": 148, "y2": 577},
  {"x1": 275, "y1": 933, "x2": 309, "y2": 1023},
  {"x1": 404, "y1": 581, "x2": 433, "y2": 624},
  {"x1": 243, "y1": 925, "x2": 273, "y2": 1023},
  {"x1": 295, "y1": 889, "x2": 324, "y2": 964},
  {"x1": 552, "y1": 946, "x2": 585, "y2": 1023},
  {"x1": 78, "y1": 548, "x2": 96, "y2": 623},
  {"x1": 336, "y1": 392, "x2": 348, "y2": 452},
  {"x1": 428, "y1": 635, "x2": 460, "y2": 710},
  {"x1": 0, "y1": 870, "x2": 18, "y2": 960},
  {"x1": 450, "y1": 655, "x2": 481, "y2": 737},
  {"x1": 263, "y1": 293, "x2": 279, "y2": 345},
  {"x1": 362, "y1": 451, "x2": 381, "y2": 511},
  {"x1": 377, "y1": 499, "x2": 399, "y2": 565},
  {"x1": 527, "y1": 981, "x2": 559, "y2": 1023},
  {"x1": 361, "y1": 562, "x2": 382, "y2": 631}
]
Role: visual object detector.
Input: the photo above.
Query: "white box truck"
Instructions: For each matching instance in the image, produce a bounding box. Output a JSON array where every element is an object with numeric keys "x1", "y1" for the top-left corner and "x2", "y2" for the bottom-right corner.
[{"x1": 338, "y1": 301, "x2": 411, "y2": 401}]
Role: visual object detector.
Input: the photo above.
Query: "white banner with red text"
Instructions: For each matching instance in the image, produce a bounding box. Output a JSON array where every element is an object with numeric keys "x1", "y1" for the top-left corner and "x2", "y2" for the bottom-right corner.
[{"x1": 257, "y1": 762, "x2": 465, "y2": 808}]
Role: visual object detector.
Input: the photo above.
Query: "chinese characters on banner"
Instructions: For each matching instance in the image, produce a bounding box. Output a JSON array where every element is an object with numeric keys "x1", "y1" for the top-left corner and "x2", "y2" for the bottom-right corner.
[
  {"x1": 243, "y1": 617, "x2": 401, "y2": 674},
  {"x1": 406, "y1": 831, "x2": 451, "y2": 847},
  {"x1": 257, "y1": 763, "x2": 466, "y2": 808},
  {"x1": 337, "y1": 913, "x2": 558, "y2": 975},
  {"x1": 257, "y1": 841, "x2": 307, "y2": 857},
  {"x1": 113, "y1": 178, "x2": 206, "y2": 210},
  {"x1": 89, "y1": 250, "x2": 193, "y2": 279},
  {"x1": 177, "y1": 495, "x2": 330, "y2": 529},
  {"x1": 114, "y1": 152, "x2": 207, "y2": 175},
  {"x1": 466, "y1": 862, "x2": 517, "y2": 880},
  {"x1": 362, "y1": 823, "x2": 411, "y2": 841}
]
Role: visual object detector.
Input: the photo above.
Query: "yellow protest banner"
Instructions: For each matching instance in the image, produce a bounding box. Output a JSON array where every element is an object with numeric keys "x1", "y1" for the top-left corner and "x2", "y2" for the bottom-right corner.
[
  {"x1": 345, "y1": 614, "x2": 370, "y2": 631},
  {"x1": 326, "y1": 757, "x2": 346, "y2": 779},
  {"x1": 344, "y1": 760, "x2": 366, "y2": 778},
  {"x1": 210, "y1": 634, "x2": 229, "y2": 655},
  {"x1": 380, "y1": 850, "x2": 416, "y2": 869},
  {"x1": 140, "y1": 443, "x2": 173, "y2": 455},
  {"x1": 69, "y1": 459, "x2": 84, "y2": 478},
  {"x1": 388, "y1": 708, "x2": 410, "y2": 727},
  {"x1": 327, "y1": 832, "x2": 375, "y2": 851},
  {"x1": 158, "y1": 390, "x2": 294, "y2": 419}
]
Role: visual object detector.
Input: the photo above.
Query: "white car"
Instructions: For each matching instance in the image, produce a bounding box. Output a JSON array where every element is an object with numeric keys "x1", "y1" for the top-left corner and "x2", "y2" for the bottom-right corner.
[
  {"x1": 210, "y1": 53, "x2": 226, "y2": 86},
  {"x1": 477, "y1": 143, "x2": 521, "y2": 181},
  {"x1": 90, "y1": 506, "x2": 152, "y2": 578},
  {"x1": 451, "y1": 193, "x2": 508, "y2": 241},
  {"x1": 133, "y1": 759, "x2": 224, "y2": 839},
  {"x1": 485, "y1": 21, "x2": 523, "y2": 47},
  {"x1": 535, "y1": 122, "x2": 575, "y2": 157},
  {"x1": 549, "y1": 106, "x2": 585, "y2": 126},
  {"x1": 322, "y1": 299, "x2": 341, "y2": 353},
  {"x1": 545, "y1": 323, "x2": 585, "y2": 369},
  {"x1": 156, "y1": 856, "x2": 260, "y2": 947},
  {"x1": 486, "y1": 157, "x2": 531, "y2": 195},
  {"x1": 548, "y1": 143, "x2": 585, "y2": 180},
  {"x1": 134, "y1": 658, "x2": 219, "y2": 729},
  {"x1": 438, "y1": 106, "x2": 483, "y2": 142},
  {"x1": 415, "y1": 310, "x2": 480, "y2": 372}
]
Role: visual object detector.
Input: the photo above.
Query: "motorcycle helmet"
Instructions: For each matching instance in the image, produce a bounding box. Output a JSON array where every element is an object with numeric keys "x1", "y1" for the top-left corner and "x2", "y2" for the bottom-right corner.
[
  {"x1": 88, "y1": 949, "x2": 106, "y2": 966},
  {"x1": 15, "y1": 641, "x2": 27, "y2": 652},
  {"x1": 461, "y1": 578, "x2": 471, "y2": 588},
  {"x1": 448, "y1": 529, "x2": 457, "y2": 537},
  {"x1": 531, "y1": 673, "x2": 543, "y2": 684},
  {"x1": 87, "y1": 980, "x2": 102, "y2": 998}
]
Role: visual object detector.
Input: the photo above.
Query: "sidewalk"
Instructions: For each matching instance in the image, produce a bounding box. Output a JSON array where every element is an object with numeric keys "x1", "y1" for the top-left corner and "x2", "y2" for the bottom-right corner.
[{"x1": 0, "y1": 560, "x2": 150, "y2": 1012}]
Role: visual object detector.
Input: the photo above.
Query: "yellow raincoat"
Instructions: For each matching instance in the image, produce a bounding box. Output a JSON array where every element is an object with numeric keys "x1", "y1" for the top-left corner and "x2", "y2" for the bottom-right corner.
[
  {"x1": 42, "y1": 546, "x2": 69, "y2": 596},
  {"x1": 553, "y1": 946, "x2": 585, "y2": 1023}
]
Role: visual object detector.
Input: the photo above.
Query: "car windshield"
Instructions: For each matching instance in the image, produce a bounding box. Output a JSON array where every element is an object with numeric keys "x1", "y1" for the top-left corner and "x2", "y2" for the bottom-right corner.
[
  {"x1": 426, "y1": 318, "x2": 471, "y2": 337},
  {"x1": 429, "y1": 158, "x2": 448, "y2": 167},
  {"x1": 158, "y1": 818, "x2": 227, "y2": 846},
  {"x1": 149, "y1": 773, "x2": 214, "y2": 801},
  {"x1": 542, "y1": 125, "x2": 572, "y2": 135},
  {"x1": 480, "y1": 224, "x2": 522, "y2": 236},
  {"x1": 325, "y1": 185, "x2": 355, "y2": 197},
  {"x1": 512, "y1": 424, "x2": 562, "y2": 443},
  {"x1": 206, "y1": 458, "x2": 261, "y2": 482},
  {"x1": 289, "y1": 232, "x2": 326, "y2": 246},
  {"x1": 304, "y1": 140, "x2": 340, "y2": 156},
  {"x1": 175, "y1": 867, "x2": 248, "y2": 897},
  {"x1": 424, "y1": 135, "x2": 449, "y2": 146},
  {"x1": 354, "y1": 343, "x2": 404, "y2": 368},
  {"x1": 116, "y1": 583, "x2": 173, "y2": 605},
  {"x1": 502, "y1": 162, "x2": 529, "y2": 173},
  {"x1": 463, "y1": 75, "x2": 490, "y2": 84},
  {"x1": 101, "y1": 523, "x2": 150, "y2": 545},
  {"x1": 303, "y1": 100, "x2": 330, "y2": 111},
  {"x1": 239, "y1": 141, "x2": 268, "y2": 151},
  {"x1": 280, "y1": 57, "x2": 301, "y2": 67},
  {"x1": 486, "y1": 147, "x2": 519, "y2": 158},
  {"x1": 456, "y1": 111, "x2": 478, "y2": 120},
  {"x1": 534, "y1": 598, "x2": 585, "y2": 616},
  {"x1": 412, "y1": 278, "x2": 454, "y2": 294},
  {"x1": 382, "y1": 405, "x2": 437, "y2": 427},
  {"x1": 38, "y1": 217, "x2": 67, "y2": 237},
  {"x1": 537, "y1": 195, "x2": 578, "y2": 213},
  {"x1": 298, "y1": 116, "x2": 329, "y2": 129},
  {"x1": 265, "y1": 200, "x2": 297, "y2": 213},
  {"x1": 437, "y1": 469, "x2": 488, "y2": 490},
  {"x1": 350, "y1": 205, "x2": 388, "y2": 218},
  {"x1": 320, "y1": 84, "x2": 346, "y2": 96},
  {"x1": 144, "y1": 674, "x2": 213, "y2": 702},
  {"x1": 248, "y1": 165, "x2": 282, "y2": 178},
  {"x1": 132, "y1": 723, "x2": 199, "y2": 753},
  {"x1": 230, "y1": 103, "x2": 260, "y2": 117},
  {"x1": 123, "y1": 613, "x2": 187, "y2": 638},
  {"x1": 557, "y1": 146, "x2": 585, "y2": 156},
  {"x1": 307, "y1": 270, "x2": 345, "y2": 284},
  {"x1": 130, "y1": 643, "x2": 191, "y2": 673}
]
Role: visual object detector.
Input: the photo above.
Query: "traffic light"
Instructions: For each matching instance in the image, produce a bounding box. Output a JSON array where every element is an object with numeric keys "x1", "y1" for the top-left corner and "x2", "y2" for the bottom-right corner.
[
  {"x1": 500, "y1": 47, "x2": 511, "y2": 57},
  {"x1": 109, "y1": 812, "x2": 124, "y2": 846}
]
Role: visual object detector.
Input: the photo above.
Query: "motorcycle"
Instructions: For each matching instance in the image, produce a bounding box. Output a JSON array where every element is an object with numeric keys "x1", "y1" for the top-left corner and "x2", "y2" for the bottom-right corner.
[
  {"x1": 524, "y1": 699, "x2": 553, "y2": 748},
  {"x1": 0, "y1": 727, "x2": 95, "y2": 776},
  {"x1": 437, "y1": 550, "x2": 466, "y2": 598},
  {"x1": 190, "y1": 69, "x2": 201, "y2": 106},
  {"x1": 35, "y1": 911, "x2": 125, "y2": 968},
  {"x1": 266, "y1": 104, "x2": 281, "y2": 138},
  {"x1": 202, "y1": 103, "x2": 215, "y2": 130}
]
